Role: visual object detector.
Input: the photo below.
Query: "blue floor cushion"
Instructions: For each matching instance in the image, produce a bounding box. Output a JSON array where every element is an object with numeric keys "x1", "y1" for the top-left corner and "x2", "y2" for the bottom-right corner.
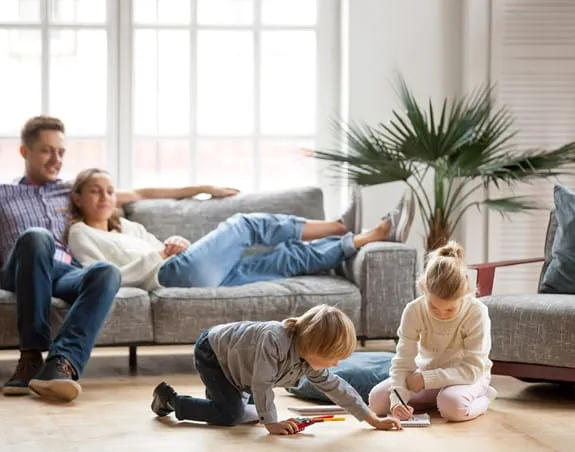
[{"x1": 286, "y1": 351, "x2": 394, "y2": 403}]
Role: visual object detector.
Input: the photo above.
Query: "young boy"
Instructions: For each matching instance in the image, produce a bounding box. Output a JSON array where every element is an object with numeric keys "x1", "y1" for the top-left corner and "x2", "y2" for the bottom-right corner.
[{"x1": 151, "y1": 305, "x2": 402, "y2": 435}]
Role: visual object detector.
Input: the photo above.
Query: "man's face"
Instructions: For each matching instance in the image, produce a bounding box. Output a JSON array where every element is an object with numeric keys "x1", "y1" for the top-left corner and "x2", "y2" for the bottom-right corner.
[{"x1": 20, "y1": 130, "x2": 65, "y2": 185}]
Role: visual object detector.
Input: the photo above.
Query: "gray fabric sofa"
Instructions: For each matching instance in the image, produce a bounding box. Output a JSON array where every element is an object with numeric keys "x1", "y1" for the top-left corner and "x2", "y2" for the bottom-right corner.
[
  {"x1": 0, "y1": 187, "x2": 418, "y2": 371},
  {"x1": 471, "y1": 211, "x2": 575, "y2": 382}
]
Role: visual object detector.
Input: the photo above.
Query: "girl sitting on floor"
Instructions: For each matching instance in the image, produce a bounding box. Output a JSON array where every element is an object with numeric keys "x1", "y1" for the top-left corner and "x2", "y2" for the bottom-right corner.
[{"x1": 368, "y1": 241, "x2": 497, "y2": 422}]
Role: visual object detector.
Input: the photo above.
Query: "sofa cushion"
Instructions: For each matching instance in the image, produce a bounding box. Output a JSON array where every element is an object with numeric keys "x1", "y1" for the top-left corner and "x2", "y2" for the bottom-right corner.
[
  {"x1": 538, "y1": 210, "x2": 557, "y2": 291},
  {"x1": 151, "y1": 275, "x2": 361, "y2": 344},
  {"x1": 482, "y1": 294, "x2": 575, "y2": 368},
  {"x1": 541, "y1": 184, "x2": 575, "y2": 293},
  {"x1": 123, "y1": 186, "x2": 325, "y2": 243},
  {"x1": 286, "y1": 351, "x2": 393, "y2": 403},
  {"x1": 0, "y1": 288, "x2": 153, "y2": 347}
]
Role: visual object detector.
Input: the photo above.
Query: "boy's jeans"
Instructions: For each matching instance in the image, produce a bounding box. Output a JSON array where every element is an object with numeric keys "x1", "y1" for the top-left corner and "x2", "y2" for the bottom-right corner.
[
  {"x1": 173, "y1": 331, "x2": 251, "y2": 425},
  {"x1": 158, "y1": 213, "x2": 356, "y2": 288},
  {"x1": 0, "y1": 228, "x2": 121, "y2": 376}
]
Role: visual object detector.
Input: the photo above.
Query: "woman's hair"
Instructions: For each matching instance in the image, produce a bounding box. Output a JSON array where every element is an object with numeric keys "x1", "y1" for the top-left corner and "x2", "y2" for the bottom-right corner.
[
  {"x1": 419, "y1": 241, "x2": 470, "y2": 301},
  {"x1": 66, "y1": 168, "x2": 122, "y2": 241},
  {"x1": 283, "y1": 304, "x2": 357, "y2": 359}
]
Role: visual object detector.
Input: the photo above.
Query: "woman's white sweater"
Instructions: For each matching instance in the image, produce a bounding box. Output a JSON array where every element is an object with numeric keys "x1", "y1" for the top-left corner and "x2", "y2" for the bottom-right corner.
[{"x1": 67, "y1": 218, "x2": 166, "y2": 291}]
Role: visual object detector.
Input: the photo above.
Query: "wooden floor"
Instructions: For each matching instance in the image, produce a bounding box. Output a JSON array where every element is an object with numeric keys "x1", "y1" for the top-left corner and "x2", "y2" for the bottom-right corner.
[{"x1": 1, "y1": 345, "x2": 574, "y2": 452}]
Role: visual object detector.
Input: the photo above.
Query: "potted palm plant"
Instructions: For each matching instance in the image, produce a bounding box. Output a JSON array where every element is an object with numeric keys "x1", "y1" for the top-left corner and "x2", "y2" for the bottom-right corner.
[{"x1": 313, "y1": 77, "x2": 575, "y2": 251}]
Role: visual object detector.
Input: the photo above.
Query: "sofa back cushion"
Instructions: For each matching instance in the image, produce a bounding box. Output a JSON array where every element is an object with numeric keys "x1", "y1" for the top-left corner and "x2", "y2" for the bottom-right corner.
[
  {"x1": 540, "y1": 184, "x2": 575, "y2": 294},
  {"x1": 122, "y1": 186, "x2": 325, "y2": 243},
  {"x1": 538, "y1": 210, "x2": 557, "y2": 291}
]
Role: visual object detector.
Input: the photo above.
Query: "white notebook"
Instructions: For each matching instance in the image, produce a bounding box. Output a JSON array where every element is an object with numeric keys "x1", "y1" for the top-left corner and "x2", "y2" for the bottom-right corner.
[
  {"x1": 288, "y1": 405, "x2": 348, "y2": 416},
  {"x1": 400, "y1": 413, "x2": 431, "y2": 428}
]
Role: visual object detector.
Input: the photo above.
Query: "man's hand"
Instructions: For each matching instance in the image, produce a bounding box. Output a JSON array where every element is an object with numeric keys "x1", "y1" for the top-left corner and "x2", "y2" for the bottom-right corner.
[
  {"x1": 265, "y1": 419, "x2": 300, "y2": 435},
  {"x1": 162, "y1": 236, "x2": 190, "y2": 257},
  {"x1": 406, "y1": 371, "x2": 425, "y2": 392},
  {"x1": 366, "y1": 413, "x2": 403, "y2": 431},
  {"x1": 209, "y1": 186, "x2": 239, "y2": 198}
]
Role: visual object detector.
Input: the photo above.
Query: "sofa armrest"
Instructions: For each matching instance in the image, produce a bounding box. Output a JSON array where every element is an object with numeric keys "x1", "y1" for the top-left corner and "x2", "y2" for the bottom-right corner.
[
  {"x1": 469, "y1": 257, "x2": 545, "y2": 297},
  {"x1": 341, "y1": 242, "x2": 418, "y2": 338}
]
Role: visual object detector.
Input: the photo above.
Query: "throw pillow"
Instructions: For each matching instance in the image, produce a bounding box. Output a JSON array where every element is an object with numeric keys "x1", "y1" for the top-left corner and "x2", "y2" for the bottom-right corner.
[
  {"x1": 286, "y1": 351, "x2": 393, "y2": 403},
  {"x1": 541, "y1": 184, "x2": 575, "y2": 294}
]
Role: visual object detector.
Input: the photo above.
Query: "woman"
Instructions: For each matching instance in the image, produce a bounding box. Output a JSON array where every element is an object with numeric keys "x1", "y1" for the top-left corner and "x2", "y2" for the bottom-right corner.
[{"x1": 67, "y1": 168, "x2": 414, "y2": 291}]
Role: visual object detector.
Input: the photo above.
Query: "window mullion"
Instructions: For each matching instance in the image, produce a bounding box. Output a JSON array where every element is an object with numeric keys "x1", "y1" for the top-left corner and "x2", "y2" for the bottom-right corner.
[
  {"x1": 253, "y1": 0, "x2": 261, "y2": 191},
  {"x1": 106, "y1": 0, "x2": 120, "y2": 183},
  {"x1": 117, "y1": 0, "x2": 133, "y2": 188},
  {"x1": 316, "y1": 0, "x2": 342, "y2": 218},
  {"x1": 190, "y1": 0, "x2": 198, "y2": 184},
  {"x1": 41, "y1": 0, "x2": 49, "y2": 113}
]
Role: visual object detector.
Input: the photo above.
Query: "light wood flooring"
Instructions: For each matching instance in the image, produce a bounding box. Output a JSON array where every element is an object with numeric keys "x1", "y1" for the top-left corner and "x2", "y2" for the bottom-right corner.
[{"x1": 1, "y1": 344, "x2": 574, "y2": 452}]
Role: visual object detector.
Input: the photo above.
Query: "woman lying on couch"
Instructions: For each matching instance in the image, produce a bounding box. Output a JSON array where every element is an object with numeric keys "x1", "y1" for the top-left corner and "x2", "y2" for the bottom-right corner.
[{"x1": 66, "y1": 168, "x2": 415, "y2": 291}]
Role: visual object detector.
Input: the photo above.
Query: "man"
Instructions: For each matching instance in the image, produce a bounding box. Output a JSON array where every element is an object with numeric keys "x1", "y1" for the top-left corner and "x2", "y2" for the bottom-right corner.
[{"x1": 0, "y1": 116, "x2": 238, "y2": 402}]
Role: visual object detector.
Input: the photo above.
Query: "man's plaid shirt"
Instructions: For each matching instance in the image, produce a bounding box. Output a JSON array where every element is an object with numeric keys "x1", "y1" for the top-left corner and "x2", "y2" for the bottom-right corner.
[{"x1": 0, "y1": 177, "x2": 73, "y2": 268}]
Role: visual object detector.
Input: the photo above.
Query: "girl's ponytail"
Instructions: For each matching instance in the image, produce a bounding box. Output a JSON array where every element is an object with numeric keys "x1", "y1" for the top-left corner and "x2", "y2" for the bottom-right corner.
[{"x1": 419, "y1": 241, "x2": 470, "y2": 300}]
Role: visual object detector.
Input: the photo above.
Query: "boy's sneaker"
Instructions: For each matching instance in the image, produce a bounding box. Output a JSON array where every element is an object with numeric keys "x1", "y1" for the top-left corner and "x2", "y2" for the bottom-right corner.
[
  {"x1": 28, "y1": 356, "x2": 82, "y2": 402},
  {"x1": 338, "y1": 186, "x2": 363, "y2": 234},
  {"x1": 2, "y1": 351, "x2": 44, "y2": 396},
  {"x1": 151, "y1": 382, "x2": 177, "y2": 417},
  {"x1": 385, "y1": 190, "x2": 415, "y2": 243}
]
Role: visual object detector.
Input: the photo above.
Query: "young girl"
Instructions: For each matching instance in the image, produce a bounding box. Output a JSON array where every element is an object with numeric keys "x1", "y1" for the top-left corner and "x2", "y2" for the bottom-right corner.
[
  {"x1": 151, "y1": 304, "x2": 402, "y2": 434},
  {"x1": 66, "y1": 168, "x2": 414, "y2": 291},
  {"x1": 368, "y1": 241, "x2": 496, "y2": 422}
]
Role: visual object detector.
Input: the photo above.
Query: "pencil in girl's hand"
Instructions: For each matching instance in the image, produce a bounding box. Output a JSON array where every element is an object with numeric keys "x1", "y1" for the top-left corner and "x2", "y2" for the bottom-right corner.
[
  {"x1": 393, "y1": 388, "x2": 413, "y2": 420},
  {"x1": 392, "y1": 389, "x2": 409, "y2": 409}
]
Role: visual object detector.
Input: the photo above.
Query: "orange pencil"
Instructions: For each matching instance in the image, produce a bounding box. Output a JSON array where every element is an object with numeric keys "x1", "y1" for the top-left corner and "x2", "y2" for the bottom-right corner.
[{"x1": 313, "y1": 416, "x2": 346, "y2": 423}]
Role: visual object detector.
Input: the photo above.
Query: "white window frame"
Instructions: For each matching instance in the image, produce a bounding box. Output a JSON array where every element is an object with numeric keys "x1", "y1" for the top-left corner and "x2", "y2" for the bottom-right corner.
[
  {"x1": 0, "y1": 0, "x2": 113, "y2": 159},
  {"x1": 1, "y1": 0, "x2": 341, "y2": 209},
  {"x1": 115, "y1": 0, "x2": 340, "y2": 197}
]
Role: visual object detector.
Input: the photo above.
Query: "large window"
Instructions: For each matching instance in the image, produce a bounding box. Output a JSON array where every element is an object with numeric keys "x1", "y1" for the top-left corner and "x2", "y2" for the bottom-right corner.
[
  {"x1": 0, "y1": 0, "x2": 338, "y2": 193},
  {"x1": 0, "y1": 0, "x2": 109, "y2": 182}
]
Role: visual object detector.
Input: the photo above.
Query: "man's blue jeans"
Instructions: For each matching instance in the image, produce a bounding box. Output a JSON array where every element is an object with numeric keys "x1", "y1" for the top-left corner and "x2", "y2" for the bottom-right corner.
[
  {"x1": 158, "y1": 213, "x2": 357, "y2": 288},
  {"x1": 0, "y1": 228, "x2": 121, "y2": 376}
]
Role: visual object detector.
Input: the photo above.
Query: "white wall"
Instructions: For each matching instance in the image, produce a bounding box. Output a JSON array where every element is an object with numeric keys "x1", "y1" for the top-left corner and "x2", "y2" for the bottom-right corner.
[
  {"x1": 341, "y1": 0, "x2": 490, "y2": 264},
  {"x1": 459, "y1": 0, "x2": 491, "y2": 264}
]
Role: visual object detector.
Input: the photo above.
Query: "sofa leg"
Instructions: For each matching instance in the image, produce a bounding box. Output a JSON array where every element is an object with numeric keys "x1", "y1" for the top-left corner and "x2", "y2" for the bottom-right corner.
[{"x1": 129, "y1": 346, "x2": 138, "y2": 375}]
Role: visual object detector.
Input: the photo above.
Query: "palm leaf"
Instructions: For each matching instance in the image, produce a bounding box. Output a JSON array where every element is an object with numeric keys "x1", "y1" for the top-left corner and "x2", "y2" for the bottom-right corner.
[
  {"x1": 483, "y1": 196, "x2": 540, "y2": 213},
  {"x1": 313, "y1": 73, "x2": 575, "y2": 250},
  {"x1": 451, "y1": 196, "x2": 539, "y2": 232},
  {"x1": 479, "y1": 143, "x2": 575, "y2": 186},
  {"x1": 315, "y1": 120, "x2": 414, "y2": 182}
]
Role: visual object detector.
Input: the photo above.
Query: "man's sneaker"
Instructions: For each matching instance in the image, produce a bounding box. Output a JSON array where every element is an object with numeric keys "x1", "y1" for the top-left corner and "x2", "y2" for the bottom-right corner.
[
  {"x1": 385, "y1": 190, "x2": 416, "y2": 243},
  {"x1": 28, "y1": 356, "x2": 82, "y2": 402},
  {"x1": 151, "y1": 382, "x2": 177, "y2": 417},
  {"x1": 338, "y1": 186, "x2": 363, "y2": 234},
  {"x1": 2, "y1": 351, "x2": 44, "y2": 396}
]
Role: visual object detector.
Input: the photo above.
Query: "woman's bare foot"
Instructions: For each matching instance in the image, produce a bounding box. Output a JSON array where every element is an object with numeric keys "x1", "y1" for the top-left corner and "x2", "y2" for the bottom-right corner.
[
  {"x1": 352, "y1": 218, "x2": 392, "y2": 249},
  {"x1": 302, "y1": 220, "x2": 348, "y2": 241}
]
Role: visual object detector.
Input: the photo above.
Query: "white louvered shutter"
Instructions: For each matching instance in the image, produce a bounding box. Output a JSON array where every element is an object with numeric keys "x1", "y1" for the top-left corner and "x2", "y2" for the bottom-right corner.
[{"x1": 488, "y1": 0, "x2": 575, "y2": 294}]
